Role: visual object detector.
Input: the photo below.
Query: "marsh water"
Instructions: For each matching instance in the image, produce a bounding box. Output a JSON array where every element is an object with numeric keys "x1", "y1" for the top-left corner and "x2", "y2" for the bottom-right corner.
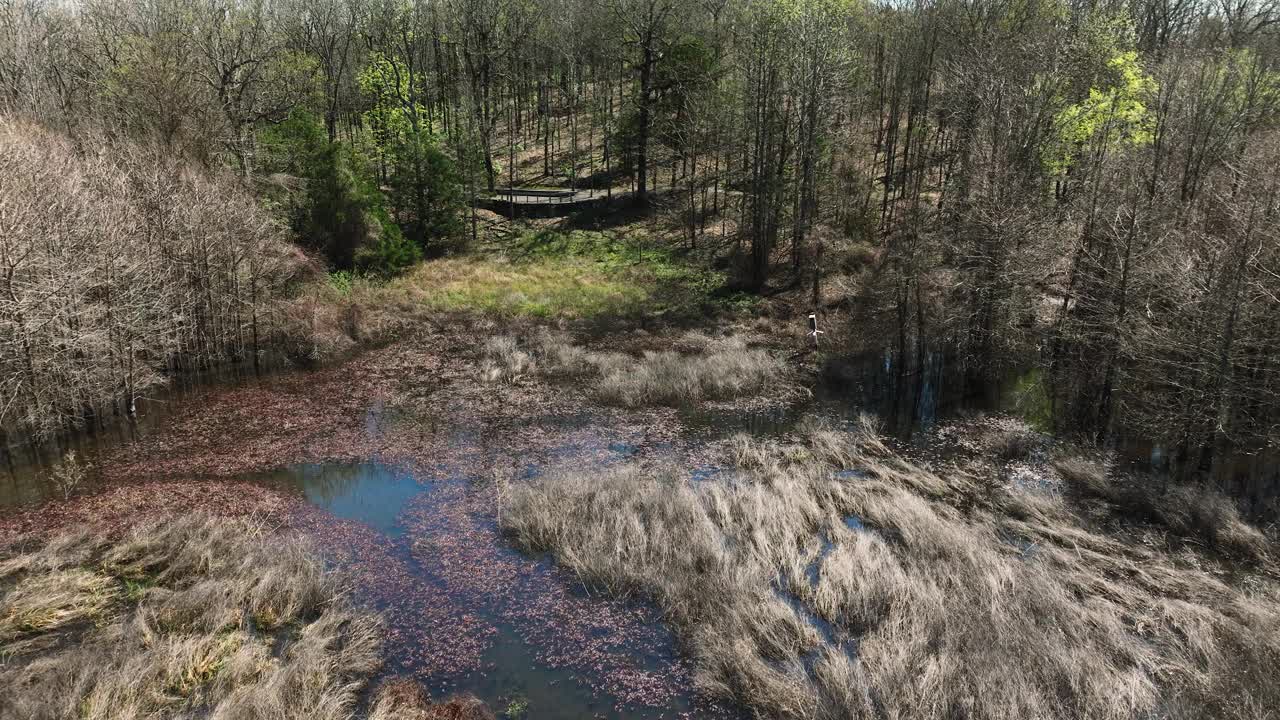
[
  {"x1": 251, "y1": 460, "x2": 711, "y2": 718},
  {"x1": 0, "y1": 361, "x2": 268, "y2": 508},
  {"x1": 1, "y1": 346, "x2": 1273, "y2": 718},
  {"x1": 0, "y1": 348, "x2": 985, "y2": 509}
]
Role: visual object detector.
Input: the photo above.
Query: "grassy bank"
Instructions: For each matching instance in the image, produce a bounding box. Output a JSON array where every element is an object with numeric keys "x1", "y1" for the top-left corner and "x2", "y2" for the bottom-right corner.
[
  {"x1": 279, "y1": 225, "x2": 756, "y2": 365},
  {"x1": 0, "y1": 515, "x2": 486, "y2": 720},
  {"x1": 501, "y1": 421, "x2": 1280, "y2": 720},
  {"x1": 392, "y1": 226, "x2": 750, "y2": 322},
  {"x1": 365, "y1": 254, "x2": 650, "y2": 319}
]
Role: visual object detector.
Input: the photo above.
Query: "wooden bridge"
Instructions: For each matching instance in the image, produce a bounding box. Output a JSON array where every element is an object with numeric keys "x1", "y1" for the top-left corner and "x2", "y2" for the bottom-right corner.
[{"x1": 478, "y1": 187, "x2": 613, "y2": 217}]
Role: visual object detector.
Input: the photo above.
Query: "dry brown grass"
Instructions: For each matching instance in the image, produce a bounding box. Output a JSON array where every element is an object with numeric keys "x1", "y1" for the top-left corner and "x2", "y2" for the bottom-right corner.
[
  {"x1": 0, "y1": 515, "x2": 382, "y2": 720},
  {"x1": 0, "y1": 568, "x2": 117, "y2": 644},
  {"x1": 368, "y1": 679, "x2": 495, "y2": 720},
  {"x1": 275, "y1": 288, "x2": 369, "y2": 367},
  {"x1": 479, "y1": 335, "x2": 539, "y2": 383},
  {"x1": 503, "y1": 424, "x2": 1280, "y2": 720},
  {"x1": 1053, "y1": 455, "x2": 1112, "y2": 496},
  {"x1": 480, "y1": 330, "x2": 790, "y2": 406},
  {"x1": 1052, "y1": 456, "x2": 1270, "y2": 561},
  {"x1": 989, "y1": 428, "x2": 1039, "y2": 461},
  {"x1": 593, "y1": 336, "x2": 786, "y2": 407}
]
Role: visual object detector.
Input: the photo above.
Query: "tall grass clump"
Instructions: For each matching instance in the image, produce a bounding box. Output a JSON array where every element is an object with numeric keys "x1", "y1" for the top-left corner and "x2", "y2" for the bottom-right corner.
[
  {"x1": 276, "y1": 271, "x2": 403, "y2": 367},
  {"x1": 594, "y1": 335, "x2": 786, "y2": 407},
  {"x1": 480, "y1": 335, "x2": 538, "y2": 383},
  {"x1": 503, "y1": 424, "x2": 1280, "y2": 720},
  {"x1": 367, "y1": 679, "x2": 494, "y2": 720},
  {"x1": 0, "y1": 515, "x2": 382, "y2": 720},
  {"x1": 1053, "y1": 455, "x2": 1111, "y2": 496},
  {"x1": 1053, "y1": 455, "x2": 1269, "y2": 561},
  {"x1": 479, "y1": 331, "x2": 789, "y2": 406}
]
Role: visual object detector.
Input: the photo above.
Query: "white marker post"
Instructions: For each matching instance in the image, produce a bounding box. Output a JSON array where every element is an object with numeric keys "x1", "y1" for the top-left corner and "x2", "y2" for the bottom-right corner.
[{"x1": 808, "y1": 313, "x2": 824, "y2": 347}]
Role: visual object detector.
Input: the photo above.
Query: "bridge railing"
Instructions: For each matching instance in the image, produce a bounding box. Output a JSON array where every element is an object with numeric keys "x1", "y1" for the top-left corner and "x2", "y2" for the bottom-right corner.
[{"x1": 496, "y1": 187, "x2": 574, "y2": 200}]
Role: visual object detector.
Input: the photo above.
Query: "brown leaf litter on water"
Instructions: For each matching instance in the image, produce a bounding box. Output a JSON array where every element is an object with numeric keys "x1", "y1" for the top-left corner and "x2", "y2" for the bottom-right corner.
[{"x1": 2, "y1": 325, "x2": 769, "y2": 716}]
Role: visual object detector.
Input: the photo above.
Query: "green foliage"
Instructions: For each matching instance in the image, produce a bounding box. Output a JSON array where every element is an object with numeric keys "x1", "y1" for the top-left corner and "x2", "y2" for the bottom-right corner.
[
  {"x1": 509, "y1": 228, "x2": 755, "y2": 315},
  {"x1": 262, "y1": 49, "x2": 325, "y2": 112},
  {"x1": 1003, "y1": 367, "x2": 1053, "y2": 432},
  {"x1": 651, "y1": 35, "x2": 723, "y2": 153},
  {"x1": 358, "y1": 52, "x2": 428, "y2": 154},
  {"x1": 1209, "y1": 48, "x2": 1280, "y2": 131},
  {"x1": 386, "y1": 132, "x2": 465, "y2": 251},
  {"x1": 656, "y1": 36, "x2": 719, "y2": 106},
  {"x1": 511, "y1": 228, "x2": 679, "y2": 274},
  {"x1": 610, "y1": 109, "x2": 643, "y2": 173},
  {"x1": 326, "y1": 271, "x2": 355, "y2": 296},
  {"x1": 261, "y1": 109, "x2": 328, "y2": 178},
  {"x1": 351, "y1": 227, "x2": 752, "y2": 322},
  {"x1": 503, "y1": 696, "x2": 529, "y2": 719},
  {"x1": 355, "y1": 216, "x2": 423, "y2": 277},
  {"x1": 397, "y1": 256, "x2": 650, "y2": 318},
  {"x1": 356, "y1": 54, "x2": 465, "y2": 254},
  {"x1": 120, "y1": 576, "x2": 155, "y2": 603},
  {"x1": 260, "y1": 111, "x2": 366, "y2": 268},
  {"x1": 1046, "y1": 50, "x2": 1157, "y2": 173},
  {"x1": 261, "y1": 110, "x2": 415, "y2": 275}
]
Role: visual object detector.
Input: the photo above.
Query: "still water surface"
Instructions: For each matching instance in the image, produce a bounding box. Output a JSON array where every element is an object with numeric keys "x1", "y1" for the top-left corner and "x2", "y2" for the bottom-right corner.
[{"x1": 251, "y1": 457, "x2": 722, "y2": 719}]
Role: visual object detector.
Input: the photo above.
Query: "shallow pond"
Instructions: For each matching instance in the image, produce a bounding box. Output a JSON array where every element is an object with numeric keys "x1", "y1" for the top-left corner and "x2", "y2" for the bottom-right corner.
[{"x1": 250, "y1": 456, "x2": 732, "y2": 719}]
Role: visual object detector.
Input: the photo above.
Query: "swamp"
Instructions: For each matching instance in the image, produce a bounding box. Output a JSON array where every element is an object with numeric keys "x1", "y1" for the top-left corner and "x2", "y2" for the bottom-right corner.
[
  {"x1": 3, "y1": 311, "x2": 1277, "y2": 719},
  {"x1": 3, "y1": 0, "x2": 1280, "y2": 716}
]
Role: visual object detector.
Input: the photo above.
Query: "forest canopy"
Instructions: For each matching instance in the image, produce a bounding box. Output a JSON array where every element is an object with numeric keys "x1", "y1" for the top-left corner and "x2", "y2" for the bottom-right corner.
[{"x1": 2, "y1": 0, "x2": 1279, "y2": 485}]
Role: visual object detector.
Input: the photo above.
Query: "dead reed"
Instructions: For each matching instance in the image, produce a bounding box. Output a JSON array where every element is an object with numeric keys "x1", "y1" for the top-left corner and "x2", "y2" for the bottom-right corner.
[
  {"x1": 1053, "y1": 456, "x2": 1270, "y2": 561},
  {"x1": 480, "y1": 330, "x2": 789, "y2": 406},
  {"x1": 0, "y1": 515, "x2": 382, "y2": 720},
  {"x1": 503, "y1": 422, "x2": 1280, "y2": 720}
]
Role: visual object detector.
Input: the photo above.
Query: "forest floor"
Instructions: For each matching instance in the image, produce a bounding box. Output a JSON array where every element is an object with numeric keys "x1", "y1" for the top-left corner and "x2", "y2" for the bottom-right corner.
[{"x1": 2, "y1": 211, "x2": 1277, "y2": 719}]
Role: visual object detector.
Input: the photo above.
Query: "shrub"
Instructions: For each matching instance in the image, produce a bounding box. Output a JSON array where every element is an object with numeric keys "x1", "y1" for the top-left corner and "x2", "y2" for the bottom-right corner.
[
  {"x1": 262, "y1": 110, "x2": 383, "y2": 270},
  {"x1": 355, "y1": 216, "x2": 423, "y2": 277},
  {"x1": 275, "y1": 290, "x2": 361, "y2": 367},
  {"x1": 50, "y1": 451, "x2": 91, "y2": 501},
  {"x1": 386, "y1": 132, "x2": 465, "y2": 254},
  {"x1": 991, "y1": 429, "x2": 1038, "y2": 461}
]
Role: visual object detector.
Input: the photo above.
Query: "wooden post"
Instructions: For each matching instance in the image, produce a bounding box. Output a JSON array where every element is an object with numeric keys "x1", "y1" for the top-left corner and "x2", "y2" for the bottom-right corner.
[{"x1": 809, "y1": 313, "x2": 824, "y2": 347}]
